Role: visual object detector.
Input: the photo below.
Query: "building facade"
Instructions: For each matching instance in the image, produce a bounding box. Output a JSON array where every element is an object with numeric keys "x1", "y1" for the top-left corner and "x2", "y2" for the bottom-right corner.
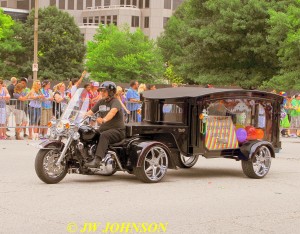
[{"x1": 1, "y1": 0, "x2": 184, "y2": 42}]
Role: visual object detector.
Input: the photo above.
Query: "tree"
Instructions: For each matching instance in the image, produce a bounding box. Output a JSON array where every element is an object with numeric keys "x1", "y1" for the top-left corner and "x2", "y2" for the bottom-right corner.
[
  {"x1": 86, "y1": 24, "x2": 164, "y2": 83},
  {"x1": 0, "y1": 9, "x2": 24, "y2": 79},
  {"x1": 19, "y1": 6, "x2": 85, "y2": 80},
  {"x1": 158, "y1": 0, "x2": 281, "y2": 88},
  {"x1": 263, "y1": 2, "x2": 300, "y2": 91}
]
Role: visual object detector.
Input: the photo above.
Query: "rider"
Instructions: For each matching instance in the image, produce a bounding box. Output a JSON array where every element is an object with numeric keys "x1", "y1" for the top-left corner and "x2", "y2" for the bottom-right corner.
[{"x1": 85, "y1": 81, "x2": 125, "y2": 168}]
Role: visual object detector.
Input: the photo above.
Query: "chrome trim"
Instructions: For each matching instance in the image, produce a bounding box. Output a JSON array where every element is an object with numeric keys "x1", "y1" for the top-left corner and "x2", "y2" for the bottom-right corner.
[{"x1": 55, "y1": 137, "x2": 73, "y2": 166}]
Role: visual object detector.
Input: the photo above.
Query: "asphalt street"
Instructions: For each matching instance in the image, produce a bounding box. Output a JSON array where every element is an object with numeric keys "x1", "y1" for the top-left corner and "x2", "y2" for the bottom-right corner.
[{"x1": 0, "y1": 138, "x2": 299, "y2": 234}]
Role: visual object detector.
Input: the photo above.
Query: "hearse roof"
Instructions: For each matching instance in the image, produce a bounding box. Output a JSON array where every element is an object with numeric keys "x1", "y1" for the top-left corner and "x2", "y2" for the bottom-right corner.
[{"x1": 142, "y1": 87, "x2": 280, "y2": 99}]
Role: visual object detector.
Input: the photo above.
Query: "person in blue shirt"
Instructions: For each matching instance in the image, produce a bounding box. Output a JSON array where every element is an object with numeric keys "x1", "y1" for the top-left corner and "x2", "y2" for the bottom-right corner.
[{"x1": 126, "y1": 80, "x2": 141, "y2": 122}]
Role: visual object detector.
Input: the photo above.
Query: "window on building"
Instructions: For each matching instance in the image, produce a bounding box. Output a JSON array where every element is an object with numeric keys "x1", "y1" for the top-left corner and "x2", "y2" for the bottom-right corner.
[
  {"x1": 86, "y1": 0, "x2": 92, "y2": 8},
  {"x1": 17, "y1": 0, "x2": 30, "y2": 9},
  {"x1": 131, "y1": 16, "x2": 139, "y2": 27},
  {"x1": 164, "y1": 0, "x2": 171, "y2": 9},
  {"x1": 126, "y1": 0, "x2": 130, "y2": 5},
  {"x1": 133, "y1": 0, "x2": 137, "y2": 7},
  {"x1": 104, "y1": 0, "x2": 110, "y2": 6},
  {"x1": 113, "y1": 15, "x2": 118, "y2": 25},
  {"x1": 106, "y1": 15, "x2": 111, "y2": 24},
  {"x1": 59, "y1": 0, "x2": 65, "y2": 9},
  {"x1": 1, "y1": 1, "x2": 7, "y2": 7},
  {"x1": 95, "y1": 0, "x2": 102, "y2": 7},
  {"x1": 120, "y1": 0, "x2": 125, "y2": 6},
  {"x1": 89, "y1": 17, "x2": 93, "y2": 25},
  {"x1": 163, "y1": 17, "x2": 169, "y2": 28},
  {"x1": 77, "y1": 0, "x2": 83, "y2": 10},
  {"x1": 145, "y1": 0, "x2": 149, "y2": 8},
  {"x1": 144, "y1": 16, "x2": 149, "y2": 28},
  {"x1": 49, "y1": 0, "x2": 56, "y2": 6},
  {"x1": 139, "y1": 0, "x2": 143, "y2": 8},
  {"x1": 101, "y1": 16, "x2": 105, "y2": 24},
  {"x1": 95, "y1": 16, "x2": 99, "y2": 24},
  {"x1": 68, "y1": 0, "x2": 74, "y2": 10},
  {"x1": 31, "y1": 0, "x2": 34, "y2": 9},
  {"x1": 173, "y1": 0, "x2": 182, "y2": 10},
  {"x1": 83, "y1": 17, "x2": 87, "y2": 24}
]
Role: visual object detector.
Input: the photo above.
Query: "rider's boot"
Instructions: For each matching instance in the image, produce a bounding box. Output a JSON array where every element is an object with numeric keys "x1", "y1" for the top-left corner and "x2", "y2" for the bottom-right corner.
[{"x1": 85, "y1": 156, "x2": 101, "y2": 168}]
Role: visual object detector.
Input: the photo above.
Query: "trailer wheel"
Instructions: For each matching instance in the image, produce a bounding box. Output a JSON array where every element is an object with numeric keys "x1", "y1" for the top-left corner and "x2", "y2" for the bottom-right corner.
[
  {"x1": 174, "y1": 154, "x2": 199, "y2": 168},
  {"x1": 242, "y1": 145, "x2": 272, "y2": 179}
]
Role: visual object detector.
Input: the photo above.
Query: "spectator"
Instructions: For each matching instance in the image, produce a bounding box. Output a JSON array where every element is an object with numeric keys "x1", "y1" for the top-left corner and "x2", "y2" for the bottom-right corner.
[
  {"x1": 90, "y1": 82, "x2": 102, "y2": 108},
  {"x1": 70, "y1": 70, "x2": 87, "y2": 97},
  {"x1": 0, "y1": 79, "x2": 10, "y2": 140},
  {"x1": 116, "y1": 86, "x2": 130, "y2": 114},
  {"x1": 20, "y1": 77, "x2": 31, "y2": 138},
  {"x1": 82, "y1": 83, "x2": 93, "y2": 111},
  {"x1": 53, "y1": 82, "x2": 69, "y2": 119},
  {"x1": 6, "y1": 77, "x2": 18, "y2": 137},
  {"x1": 40, "y1": 80, "x2": 53, "y2": 139},
  {"x1": 138, "y1": 83, "x2": 147, "y2": 94},
  {"x1": 126, "y1": 80, "x2": 141, "y2": 122},
  {"x1": 147, "y1": 84, "x2": 156, "y2": 90},
  {"x1": 13, "y1": 83, "x2": 28, "y2": 140},
  {"x1": 28, "y1": 80, "x2": 44, "y2": 140},
  {"x1": 290, "y1": 94, "x2": 300, "y2": 137}
]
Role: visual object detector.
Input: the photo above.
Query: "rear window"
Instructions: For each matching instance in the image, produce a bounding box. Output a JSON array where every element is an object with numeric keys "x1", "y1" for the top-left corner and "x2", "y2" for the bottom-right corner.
[{"x1": 159, "y1": 103, "x2": 184, "y2": 123}]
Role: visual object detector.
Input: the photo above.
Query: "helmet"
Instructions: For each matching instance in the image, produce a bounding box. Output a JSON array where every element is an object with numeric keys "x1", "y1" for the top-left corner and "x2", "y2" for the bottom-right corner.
[{"x1": 99, "y1": 81, "x2": 117, "y2": 97}]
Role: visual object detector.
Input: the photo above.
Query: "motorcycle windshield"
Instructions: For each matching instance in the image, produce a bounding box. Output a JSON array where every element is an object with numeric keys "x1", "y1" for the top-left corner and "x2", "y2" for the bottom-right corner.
[{"x1": 60, "y1": 88, "x2": 90, "y2": 124}]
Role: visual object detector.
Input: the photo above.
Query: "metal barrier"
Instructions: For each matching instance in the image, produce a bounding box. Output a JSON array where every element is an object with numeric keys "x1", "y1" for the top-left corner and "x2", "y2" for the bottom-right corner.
[
  {"x1": 125, "y1": 101, "x2": 142, "y2": 123},
  {"x1": 1, "y1": 99, "x2": 142, "y2": 129},
  {"x1": 1, "y1": 99, "x2": 64, "y2": 129}
]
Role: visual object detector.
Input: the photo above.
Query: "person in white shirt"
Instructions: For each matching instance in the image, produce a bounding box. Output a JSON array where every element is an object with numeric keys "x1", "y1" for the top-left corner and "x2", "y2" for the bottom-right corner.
[{"x1": 70, "y1": 70, "x2": 87, "y2": 97}]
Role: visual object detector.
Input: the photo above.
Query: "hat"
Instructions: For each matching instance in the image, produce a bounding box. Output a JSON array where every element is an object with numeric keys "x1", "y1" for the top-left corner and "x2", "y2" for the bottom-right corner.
[
  {"x1": 279, "y1": 91, "x2": 287, "y2": 97},
  {"x1": 20, "y1": 77, "x2": 28, "y2": 83},
  {"x1": 92, "y1": 82, "x2": 100, "y2": 87}
]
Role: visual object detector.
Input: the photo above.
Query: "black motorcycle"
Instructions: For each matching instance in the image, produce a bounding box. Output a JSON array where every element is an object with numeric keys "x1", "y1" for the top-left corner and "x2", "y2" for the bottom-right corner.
[{"x1": 34, "y1": 88, "x2": 172, "y2": 184}]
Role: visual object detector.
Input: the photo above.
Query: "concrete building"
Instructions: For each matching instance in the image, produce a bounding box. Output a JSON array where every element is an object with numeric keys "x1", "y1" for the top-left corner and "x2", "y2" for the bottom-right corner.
[{"x1": 1, "y1": 0, "x2": 184, "y2": 42}]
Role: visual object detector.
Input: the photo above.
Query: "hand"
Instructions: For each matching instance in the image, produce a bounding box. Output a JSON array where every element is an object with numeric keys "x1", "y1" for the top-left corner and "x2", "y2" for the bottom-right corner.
[
  {"x1": 126, "y1": 110, "x2": 130, "y2": 114},
  {"x1": 81, "y1": 70, "x2": 87, "y2": 77},
  {"x1": 97, "y1": 117, "x2": 104, "y2": 124}
]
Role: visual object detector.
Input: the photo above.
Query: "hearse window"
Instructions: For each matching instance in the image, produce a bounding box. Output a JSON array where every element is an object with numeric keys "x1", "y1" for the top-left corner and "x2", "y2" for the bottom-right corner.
[
  {"x1": 204, "y1": 99, "x2": 273, "y2": 142},
  {"x1": 160, "y1": 103, "x2": 183, "y2": 123}
]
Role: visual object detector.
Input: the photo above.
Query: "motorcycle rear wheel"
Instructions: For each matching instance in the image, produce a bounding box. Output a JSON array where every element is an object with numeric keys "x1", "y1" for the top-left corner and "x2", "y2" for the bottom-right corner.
[{"x1": 35, "y1": 149, "x2": 67, "y2": 184}]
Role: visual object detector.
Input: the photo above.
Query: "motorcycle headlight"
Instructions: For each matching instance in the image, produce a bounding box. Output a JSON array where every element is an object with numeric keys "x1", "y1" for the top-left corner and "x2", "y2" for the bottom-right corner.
[
  {"x1": 72, "y1": 132, "x2": 80, "y2": 140},
  {"x1": 56, "y1": 120, "x2": 70, "y2": 134}
]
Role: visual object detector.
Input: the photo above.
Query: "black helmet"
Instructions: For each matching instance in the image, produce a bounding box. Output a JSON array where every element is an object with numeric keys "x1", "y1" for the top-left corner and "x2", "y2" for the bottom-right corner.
[{"x1": 99, "y1": 81, "x2": 117, "y2": 97}]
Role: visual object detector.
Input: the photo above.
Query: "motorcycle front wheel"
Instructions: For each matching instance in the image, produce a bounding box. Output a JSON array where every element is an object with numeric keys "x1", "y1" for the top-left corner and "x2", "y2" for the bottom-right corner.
[{"x1": 35, "y1": 149, "x2": 67, "y2": 184}]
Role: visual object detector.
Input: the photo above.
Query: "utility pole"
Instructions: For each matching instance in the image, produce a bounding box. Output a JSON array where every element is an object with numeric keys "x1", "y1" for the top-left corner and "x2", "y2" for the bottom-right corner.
[{"x1": 33, "y1": 0, "x2": 39, "y2": 81}]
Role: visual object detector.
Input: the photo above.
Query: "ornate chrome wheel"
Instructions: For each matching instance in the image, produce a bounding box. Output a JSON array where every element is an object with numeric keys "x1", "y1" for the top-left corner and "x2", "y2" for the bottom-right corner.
[
  {"x1": 178, "y1": 154, "x2": 199, "y2": 168},
  {"x1": 43, "y1": 150, "x2": 66, "y2": 178},
  {"x1": 242, "y1": 145, "x2": 272, "y2": 179},
  {"x1": 35, "y1": 149, "x2": 67, "y2": 184},
  {"x1": 134, "y1": 146, "x2": 168, "y2": 183}
]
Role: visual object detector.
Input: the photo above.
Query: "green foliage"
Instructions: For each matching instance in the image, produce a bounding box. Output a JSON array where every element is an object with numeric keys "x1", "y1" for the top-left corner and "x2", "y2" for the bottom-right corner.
[
  {"x1": 263, "y1": 2, "x2": 300, "y2": 90},
  {"x1": 164, "y1": 64, "x2": 184, "y2": 84},
  {"x1": 19, "y1": 6, "x2": 85, "y2": 80},
  {"x1": 86, "y1": 24, "x2": 164, "y2": 83},
  {"x1": 0, "y1": 9, "x2": 24, "y2": 79},
  {"x1": 158, "y1": 0, "x2": 285, "y2": 89}
]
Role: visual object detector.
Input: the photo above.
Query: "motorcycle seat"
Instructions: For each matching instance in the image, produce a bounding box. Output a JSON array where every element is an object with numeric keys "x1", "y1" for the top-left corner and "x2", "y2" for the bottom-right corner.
[{"x1": 110, "y1": 139, "x2": 126, "y2": 147}]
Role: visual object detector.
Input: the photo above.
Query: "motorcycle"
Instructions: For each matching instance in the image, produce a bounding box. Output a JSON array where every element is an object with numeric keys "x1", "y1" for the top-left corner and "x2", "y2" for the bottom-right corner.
[{"x1": 34, "y1": 88, "x2": 133, "y2": 184}]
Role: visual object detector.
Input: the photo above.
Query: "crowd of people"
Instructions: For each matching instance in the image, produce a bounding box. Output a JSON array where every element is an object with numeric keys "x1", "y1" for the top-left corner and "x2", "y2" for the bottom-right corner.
[
  {"x1": 280, "y1": 92, "x2": 300, "y2": 137},
  {"x1": 2, "y1": 74, "x2": 298, "y2": 140},
  {"x1": 0, "y1": 73, "x2": 158, "y2": 140}
]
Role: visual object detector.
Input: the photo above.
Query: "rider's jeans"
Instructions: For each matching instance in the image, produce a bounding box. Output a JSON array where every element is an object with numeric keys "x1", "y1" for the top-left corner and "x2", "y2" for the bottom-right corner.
[{"x1": 95, "y1": 128, "x2": 125, "y2": 159}]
